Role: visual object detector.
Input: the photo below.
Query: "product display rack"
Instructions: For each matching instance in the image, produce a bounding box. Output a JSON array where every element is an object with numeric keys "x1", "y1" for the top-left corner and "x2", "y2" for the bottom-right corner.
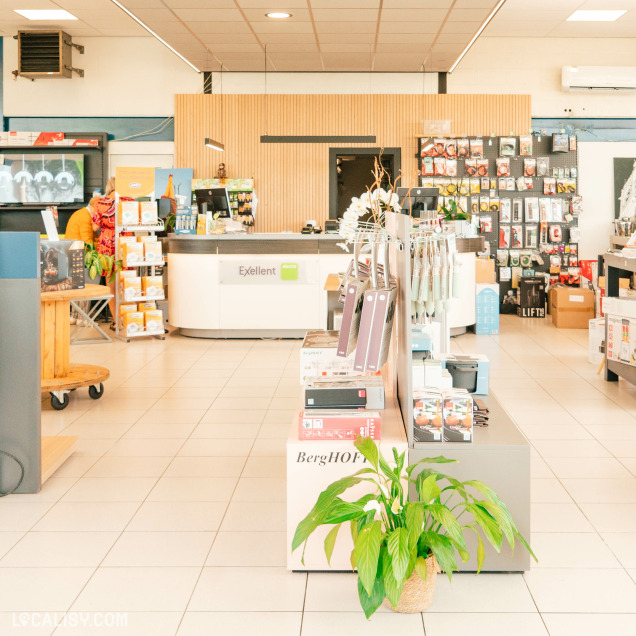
[{"x1": 114, "y1": 216, "x2": 166, "y2": 342}]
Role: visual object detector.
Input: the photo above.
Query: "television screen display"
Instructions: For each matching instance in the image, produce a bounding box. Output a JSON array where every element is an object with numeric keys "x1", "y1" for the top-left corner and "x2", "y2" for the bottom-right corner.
[
  {"x1": 0, "y1": 153, "x2": 84, "y2": 204},
  {"x1": 195, "y1": 188, "x2": 231, "y2": 218}
]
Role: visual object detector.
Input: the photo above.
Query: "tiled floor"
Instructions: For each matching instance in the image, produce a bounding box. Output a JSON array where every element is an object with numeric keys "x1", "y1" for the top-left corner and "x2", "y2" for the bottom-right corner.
[{"x1": 2, "y1": 316, "x2": 636, "y2": 634}]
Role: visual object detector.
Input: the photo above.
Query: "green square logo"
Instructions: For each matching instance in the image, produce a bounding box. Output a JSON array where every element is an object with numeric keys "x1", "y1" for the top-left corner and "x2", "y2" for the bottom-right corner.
[{"x1": 281, "y1": 263, "x2": 298, "y2": 281}]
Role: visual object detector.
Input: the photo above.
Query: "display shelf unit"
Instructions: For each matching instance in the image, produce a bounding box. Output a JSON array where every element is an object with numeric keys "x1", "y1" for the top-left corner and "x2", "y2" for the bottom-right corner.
[
  {"x1": 115, "y1": 213, "x2": 166, "y2": 343},
  {"x1": 604, "y1": 251, "x2": 636, "y2": 384},
  {"x1": 610, "y1": 235, "x2": 630, "y2": 249}
]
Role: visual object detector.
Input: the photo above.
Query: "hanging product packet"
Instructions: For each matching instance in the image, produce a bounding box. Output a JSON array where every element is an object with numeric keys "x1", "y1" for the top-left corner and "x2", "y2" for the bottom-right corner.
[
  {"x1": 469, "y1": 178, "x2": 480, "y2": 194},
  {"x1": 507, "y1": 177, "x2": 517, "y2": 190},
  {"x1": 421, "y1": 138, "x2": 436, "y2": 157},
  {"x1": 479, "y1": 215, "x2": 493, "y2": 233},
  {"x1": 480, "y1": 176, "x2": 490, "y2": 190},
  {"x1": 552, "y1": 199, "x2": 563, "y2": 222},
  {"x1": 496, "y1": 157, "x2": 511, "y2": 177},
  {"x1": 511, "y1": 225, "x2": 523, "y2": 248},
  {"x1": 499, "y1": 225, "x2": 511, "y2": 249},
  {"x1": 457, "y1": 138, "x2": 470, "y2": 158},
  {"x1": 537, "y1": 157, "x2": 550, "y2": 177},
  {"x1": 552, "y1": 133, "x2": 569, "y2": 153},
  {"x1": 523, "y1": 158, "x2": 536, "y2": 177},
  {"x1": 544, "y1": 178, "x2": 557, "y2": 196},
  {"x1": 525, "y1": 197, "x2": 539, "y2": 222},
  {"x1": 470, "y1": 197, "x2": 479, "y2": 214},
  {"x1": 496, "y1": 249, "x2": 509, "y2": 267},
  {"x1": 524, "y1": 178, "x2": 534, "y2": 190},
  {"x1": 511, "y1": 198, "x2": 522, "y2": 223},
  {"x1": 525, "y1": 225, "x2": 538, "y2": 249},
  {"x1": 500, "y1": 198, "x2": 511, "y2": 223},
  {"x1": 470, "y1": 138, "x2": 484, "y2": 158},
  {"x1": 433, "y1": 139, "x2": 447, "y2": 157},
  {"x1": 519, "y1": 135, "x2": 533, "y2": 156},
  {"x1": 498, "y1": 178, "x2": 508, "y2": 191},
  {"x1": 549, "y1": 225, "x2": 563, "y2": 243},
  {"x1": 509, "y1": 250, "x2": 520, "y2": 267},
  {"x1": 489, "y1": 197, "x2": 500, "y2": 214},
  {"x1": 422, "y1": 157, "x2": 434, "y2": 176},
  {"x1": 479, "y1": 196, "x2": 490, "y2": 213},
  {"x1": 446, "y1": 159, "x2": 458, "y2": 177},
  {"x1": 520, "y1": 251, "x2": 533, "y2": 268},
  {"x1": 539, "y1": 198, "x2": 551, "y2": 222},
  {"x1": 465, "y1": 158, "x2": 477, "y2": 176},
  {"x1": 434, "y1": 157, "x2": 447, "y2": 176},
  {"x1": 476, "y1": 159, "x2": 489, "y2": 177},
  {"x1": 446, "y1": 140, "x2": 457, "y2": 159},
  {"x1": 499, "y1": 137, "x2": 516, "y2": 156}
]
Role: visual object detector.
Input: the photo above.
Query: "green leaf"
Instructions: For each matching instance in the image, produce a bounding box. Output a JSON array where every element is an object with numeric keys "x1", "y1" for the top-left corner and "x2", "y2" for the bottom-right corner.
[
  {"x1": 381, "y1": 548, "x2": 404, "y2": 609},
  {"x1": 324, "y1": 499, "x2": 369, "y2": 524},
  {"x1": 419, "y1": 532, "x2": 458, "y2": 582},
  {"x1": 354, "y1": 520, "x2": 383, "y2": 596},
  {"x1": 476, "y1": 532, "x2": 485, "y2": 574},
  {"x1": 350, "y1": 520, "x2": 359, "y2": 544},
  {"x1": 406, "y1": 456, "x2": 457, "y2": 478},
  {"x1": 292, "y1": 475, "x2": 365, "y2": 552},
  {"x1": 417, "y1": 474, "x2": 442, "y2": 504},
  {"x1": 405, "y1": 503, "x2": 424, "y2": 550},
  {"x1": 350, "y1": 549, "x2": 356, "y2": 571},
  {"x1": 427, "y1": 503, "x2": 467, "y2": 552},
  {"x1": 465, "y1": 503, "x2": 503, "y2": 552},
  {"x1": 479, "y1": 500, "x2": 516, "y2": 551},
  {"x1": 464, "y1": 480, "x2": 506, "y2": 506},
  {"x1": 514, "y1": 529, "x2": 538, "y2": 562},
  {"x1": 387, "y1": 527, "x2": 410, "y2": 582},
  {"x1": 378, "y1": 453, "x2": 400, "y2": 485},
  {"x1": 414, "y1": 555, "x2": 428, "y2": 582},
  {"x1": 357, "y1": 568, "x2": 385, "y2": 619},
  {"x1": 89, "y1": 264, "x2": 97, "y2": 280},
  {"x1": 354, "y1": 436, "x2": 378, "y2": 469},
  {"x1": 324, "y1": 523, "x2": 341, "y2": 566}
]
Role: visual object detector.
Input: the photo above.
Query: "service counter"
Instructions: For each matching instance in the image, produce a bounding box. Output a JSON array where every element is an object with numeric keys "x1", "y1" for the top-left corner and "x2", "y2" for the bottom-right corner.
[{"x1": 167, "y1": 234, "x2": 352, "y2": 338}]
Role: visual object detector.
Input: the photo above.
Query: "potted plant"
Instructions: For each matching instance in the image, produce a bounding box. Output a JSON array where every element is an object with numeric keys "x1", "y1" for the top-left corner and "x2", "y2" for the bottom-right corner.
[
  {"x1": 84, "y1": 241, "x2": 121, "y2": 283},
  {"x1": 292, "y1": 436, "x2": 535, "y2": 618}
]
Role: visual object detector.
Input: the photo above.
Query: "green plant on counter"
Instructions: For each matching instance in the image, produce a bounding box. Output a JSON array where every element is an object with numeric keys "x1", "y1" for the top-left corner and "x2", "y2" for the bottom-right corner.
[
  {"x1": 292, "y1": 436, "x2": 536, "y2": 618},
  {"x1": 84, "y1": 242, "x2": 121, "y2": 283},
  {"x1": 440, "y1": 199, "x2": 471, "y2": 222},
  {"x1": 165, "y1": 212, "x2": 176, "y2": 232}
]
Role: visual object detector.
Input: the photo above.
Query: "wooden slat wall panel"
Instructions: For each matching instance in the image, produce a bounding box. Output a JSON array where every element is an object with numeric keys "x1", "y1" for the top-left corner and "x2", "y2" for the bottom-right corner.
[{"x1": 175, "y1": 93, "x2": 531, "y2": 233}]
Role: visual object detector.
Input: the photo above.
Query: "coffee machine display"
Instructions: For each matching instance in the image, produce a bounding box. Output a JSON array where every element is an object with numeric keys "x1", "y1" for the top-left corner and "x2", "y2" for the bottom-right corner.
[{"x1": 40, "y1": 240, "x2": 85, "y2": 292}]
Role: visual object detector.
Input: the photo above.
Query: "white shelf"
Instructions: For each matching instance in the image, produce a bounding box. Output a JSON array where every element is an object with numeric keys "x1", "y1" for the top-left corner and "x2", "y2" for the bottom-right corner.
[
  {"x1": 122, "y1": 294, "x2": 165, "y2": 303},
  {"x1": 122, "y1": 260, "x2": 165, "y2": 268},
  {"x1": 120, "y1": 222, "x2": 164, "y2": 232}
]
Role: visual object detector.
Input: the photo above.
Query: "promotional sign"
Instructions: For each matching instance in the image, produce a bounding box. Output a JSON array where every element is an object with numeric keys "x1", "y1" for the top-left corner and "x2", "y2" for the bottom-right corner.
[
  {"x1": 219, "y1": 260, "x2": 307, "y2": 284},
  {"x1": 115, "y1": 167, "x2": 155, "y2": 199},
  {"x1": 156, "y1": 168, "x2": 193, "y2": 206}
]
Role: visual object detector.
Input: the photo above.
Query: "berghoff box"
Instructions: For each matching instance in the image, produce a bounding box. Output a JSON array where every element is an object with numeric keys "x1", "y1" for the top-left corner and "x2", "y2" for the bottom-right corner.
[
  {"x1": 413, "y1": 390, "x2": 443, "y2": 442},
  {"x1": 443, "y1": 389, "x2": 474, "y2": 443},
  {"x1": 412, "y1": 388, "x2": 474, "y2": 443},
  {"x1": 304, "y1": 376, "x2": 385, "y2": 410},
  {"x1": 299, "y1": 410, "x2": 381, "y2": 441},
  {"x1": 300, "y1": 330, "x2": 358, "y2": 383}
]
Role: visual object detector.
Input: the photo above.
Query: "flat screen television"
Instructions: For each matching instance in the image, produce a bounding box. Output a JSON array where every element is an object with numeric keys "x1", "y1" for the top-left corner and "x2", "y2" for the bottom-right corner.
[
  {"x1": 194, "y1": 188, "x2": 231, "y2": 218},
  {"x1": 397, "y1": 187, "x2": 439, "y2": 218},
  {"x1": 0, "y1": 153, "x2": 85, "y2": 204}
]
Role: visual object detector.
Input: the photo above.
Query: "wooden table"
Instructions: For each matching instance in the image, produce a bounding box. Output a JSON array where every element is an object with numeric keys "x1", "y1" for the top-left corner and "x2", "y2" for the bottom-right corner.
[{"x1": 41, "y1": 284, "x2": 110, "y2": 409}]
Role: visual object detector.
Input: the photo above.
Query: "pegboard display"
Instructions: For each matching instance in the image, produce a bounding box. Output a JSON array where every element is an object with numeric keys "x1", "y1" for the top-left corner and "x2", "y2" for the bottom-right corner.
[{"x1": 418, "y1": 135, "x2": 582, "y2": 303}]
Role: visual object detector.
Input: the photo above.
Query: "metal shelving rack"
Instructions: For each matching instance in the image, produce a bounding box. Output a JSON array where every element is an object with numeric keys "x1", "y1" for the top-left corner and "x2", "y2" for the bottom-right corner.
[{"x1": 114, "y1": 216, "x2": 166, "y2": 342}]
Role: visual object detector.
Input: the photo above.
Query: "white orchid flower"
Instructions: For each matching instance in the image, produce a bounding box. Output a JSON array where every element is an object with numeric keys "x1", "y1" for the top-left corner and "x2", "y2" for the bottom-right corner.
[
  {"x1": 389, "y1": 192, "x2": 400, "y2": 210},
  {"x1": 363, "y1": 500, "x2": 382, "y2": 514},
  {"x1": 391, "y1": 498, "x2": 403, "y2": 514},
  {"x1": 360, "y1": 191, "x2": 371, "y2": 206}
]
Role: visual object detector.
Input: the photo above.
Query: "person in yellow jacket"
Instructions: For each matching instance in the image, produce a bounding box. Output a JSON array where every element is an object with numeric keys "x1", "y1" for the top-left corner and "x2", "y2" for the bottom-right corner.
[{"x1": 65, "y1": 197, "x2": 98, "y2": 244}]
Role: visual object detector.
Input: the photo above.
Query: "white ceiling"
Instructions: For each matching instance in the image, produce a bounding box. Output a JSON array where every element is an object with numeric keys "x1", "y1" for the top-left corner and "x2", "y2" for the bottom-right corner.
[{"x1": 0, "y1": 0, "x2": 635, "y2": 72}]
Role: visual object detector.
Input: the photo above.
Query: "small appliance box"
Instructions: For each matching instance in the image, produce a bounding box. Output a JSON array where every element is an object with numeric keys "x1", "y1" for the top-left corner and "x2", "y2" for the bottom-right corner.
[
  {"x1": 304, "y1": 376, "x2": 385, "y2": 410},
  {"x1": 475, "y1": 283, "x2": 500, "y2": 335},
  {"x1": 517, "y1": 276, "x2": 546, "y2": 318},
  {"x1": 440, "y1": 354, "x2": 489, "y2": 395},
  {"x1": 442, "y1": 390, "x2": 473, "y2": 443},
  {"x1": 40, "y1": 239, "x2": 85, "y2": 291},
  {"x1": 588, "y1": 318, "x2": 605, "y2": 365},
  {"x1": 300, "y1": 330, "x2": 358, "y2": 384},
  {"x1": 299, "y1": 410, "x2": 381, "y2": 441},
  {"x1": 475, "y1": 258, "x2": 496, "y2": 284},
  {"x1": 413, "y1": 391, "x2": 443, "y2": 442},
  {"x1": 412, "y1": 322, "x2": 441, "y2": 357},
  {"x1": 551, "y1": 287, "x2": 595, "y2": 328}
]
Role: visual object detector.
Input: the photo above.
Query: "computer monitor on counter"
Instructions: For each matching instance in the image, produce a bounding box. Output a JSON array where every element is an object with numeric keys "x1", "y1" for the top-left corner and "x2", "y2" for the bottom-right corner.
[
  {"x1": 397, "y1": 187, "x2": 439, "y2": 219},
  {"x1": 194, "y1": 188, "x2": 231, "y2": 218}
]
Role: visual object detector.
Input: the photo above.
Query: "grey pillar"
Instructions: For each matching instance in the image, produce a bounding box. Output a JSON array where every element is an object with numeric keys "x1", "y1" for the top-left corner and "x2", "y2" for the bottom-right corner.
[{"x1": 0, "y1": 232, "x2": 41, "y2": 493}]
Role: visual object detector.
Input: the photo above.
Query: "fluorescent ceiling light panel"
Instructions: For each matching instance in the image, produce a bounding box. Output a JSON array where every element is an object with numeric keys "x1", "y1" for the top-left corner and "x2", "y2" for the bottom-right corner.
[
  {"x1": 108, "y1": 0, "x2": 201, "y2": 73},
  {"x1": 205, "y1": 138, "x2": 225, "y2": 151},
  {"x1": 448, "y1": 0, "x2": 506, "y2": 74},
  {"x1": 14, "y1": 10, "x2": 77, "y2": 20},
  {"x1": 266, "y1": 12, "x2": 292, "y2": 18},
  {"x1": 567, "y1": 10, "x2": 626, "y2": 21}
]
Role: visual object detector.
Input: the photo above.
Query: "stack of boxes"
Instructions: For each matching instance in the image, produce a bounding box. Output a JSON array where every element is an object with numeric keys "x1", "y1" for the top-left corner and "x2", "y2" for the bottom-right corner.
[{"x1": 475, "y1": 258, "x2": 500, "y2": 335}]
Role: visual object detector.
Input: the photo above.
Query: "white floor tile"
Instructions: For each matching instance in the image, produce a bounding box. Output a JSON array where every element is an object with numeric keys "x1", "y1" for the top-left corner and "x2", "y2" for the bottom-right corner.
[
  {"x1": 578, "y1": 503, "x2": 636, "y2": 532},
  {"x1": 177, "y1": 612, "x2": 301, "y2": 636},
  {"x1": 524, "y1": 568, "x2": 636, "y2": 612},
  {"x1": 220, "y1": 501, "x2": 286, "y2": 532},
  {"x1": 531, "y1": 479, "x2": 572, "y2": 503},
  {"x1": 546, "y1": 457, "x2": 632, "y2": 479},
  {"x1": 530, "y1": 503, "x2": 593, "y2": 532},
  {"x1": 241, "y1": 456, "x2": 286, "y2": 478},
  {"x1": 303, "y1": 611, "x2": 424, "y2": 635},
  {"x1": 601, "y1": 439, "x2": 636, "y2": 457},
  {"x1": 423, "y1": 613, "x2": 547, "y2": 636},
  {"x1": 541, "y1": 614, "x2": 636, "y2": 636},
  {"x1": 561, "y1": 478, "x2": 636, "y2": 503},
  {"x1": 146, "y1": 477, "x2": 237, "y2": 502},
  {"x1": 0, "y1": 532, "x2": 118, "y2": 567},
  {"x1": 188, "y1": 567, "x2": 306, "y2": 611},
  {"x1": 105, "y1": 439, "x2": 184, "y2": 457},
  {"x1": 250, "y1": 438, "x2": 287, "y2": 456},
  {"x1": 54, "y1": 612, "x2": 183, "y2": 636},
  {"x1": 85, "y1": 456, "x2": 171, "y2": 478},
  {"x1": 532, "y1": 439, "x2": 612, "y2": 458},
  {"x1": 164, "y1": 456, "x2": 246, "y2": 478},
  {"x1": 33, "y1": 503, "x2": 139, "y2": 532},
  {"x1": 0, "y1": 568, "x2": 94, "y2": 611},
  {"x1": 207, "y1": 531, "x2": 286, "y2": 567},
  {"x1": 102, "y1": 531, "x2": 215, "y2": 567},
  {"x1": 199, "y1": 409, "x2": 267, "y2": 425},
  {"x1": 71, "y1": 567, "x2": 200, "y2": 612},
  {"x1": 529, "y1": 532, "x2": 621, "y2": 568},
  {"x1": 0, "y1": 612, "x2": 57, "y2": 635},
  {"x1": 127, "y1": 501, "x2": 227, "y2": 532},
  {"x1": 0, "y1": 532, "x2": 24, "y2": 559},
  {"x1": 190, "y1": 422, "x2": 261, "y2": 439},
  {"x1": 211, "y1": 396, "x2": 272, "y2": 410},
  {"x1": 60, "y1": 477, "x2": 157, "y2": 503},
  {"x1": 600, "y1": 532, "x2": 636, "y2": 568},
  {"x1": 0, "y1": 502, "x2": 54, "y2": 531},
  {"x1": 232, "y1": 477, "x2": 286, "y2": 502},
  {"x1": 177, "y1": 438, "x2": 254, "y2": 457}
]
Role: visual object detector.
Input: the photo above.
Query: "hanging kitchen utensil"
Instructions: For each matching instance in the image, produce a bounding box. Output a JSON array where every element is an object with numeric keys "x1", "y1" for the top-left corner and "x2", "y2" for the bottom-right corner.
[
  {"x1": 34, "y1": 155, "x2": 54, "y2": 202},
  {"x1": 54, "y1": 154, "x2": 75, "y2": 198},
  {"x1": 14, "y1": 155, "x2": 33, "y2": 203},
  {"x1": 353, "y1": 238, "x2": 380, "y2": 372}
]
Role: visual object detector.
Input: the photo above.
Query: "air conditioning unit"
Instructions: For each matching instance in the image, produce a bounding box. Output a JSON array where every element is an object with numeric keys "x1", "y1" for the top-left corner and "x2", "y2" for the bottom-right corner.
[
  {"x1": 15, "y1": 30, "x2": 84, "y2": 79},
  {"x1": 562, "y1": 66, "x2": 636, "y2": 92}
]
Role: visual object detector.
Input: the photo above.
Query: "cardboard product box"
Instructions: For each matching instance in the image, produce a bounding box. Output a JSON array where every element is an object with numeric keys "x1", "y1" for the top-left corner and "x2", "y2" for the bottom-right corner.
[
  {"x1": 40, "y1": 239, "x2": 85, "y2": 291},
  {"x1": 120, "y1": 200, "x2": 139, "y2": 225},
  {"x1": 144, "y1": 309, "x2": 164, "y2": 334},
  {"x1": 143, "y1": 242, "x2": 163, "y2": 263},
  {"x1": 412, "y1": 322, "x2": 441, "y2": 356},
  {"x1": 119, "y1": 303, "x2": 137, "y2": 329},
  {"x1": 413, "y1": 390, "x2": 443, "y2": 442},
  {"x1": 123, "y1": 311, "x2": 144, "y2": 336},
  {"x1": 475, "y1": 258, "x2": 496, "y2": 284},
  {"x1": 518, "y1": 276, "x2": 546, "y2": 318},
  {"x1": 603, "y1": 297, "x2": 636, "y2": 320},
  {"x1": 443, "y1": 390, "x2": 473, "y2": 443},
  {"x1": 475, "y1": 283, "x2": 500, "y2": 335},
  {"x1": 123, "y1": 242, "x2": 144, "y2": 266},
  {"x1": 551, "y1": 287, "x2": 595, "y2": 329},
  {"x1": 606, "y1": 315, "x2": 621, "y2": 362},
  {"x1": 588, "y1": 318, "x2": 605, "y2": 365},
  {"x1": 119, "y1": 270, "x2": 136, "y2": 297},
  {"x1": 142, "y1": 275, "x2": 163, "y2": 298},
  {"x1": 119, "y1": 236, "x2": 137, "y2": 251},
  {"x1": 298, "y1": 410, "x2": 381, "y2": 441},
  {"x1": 300, "y1": 330, "x2": 358, "y2": 383},
  {"x1": 122, "y1": 276, "x2": 142, "y2": 301},
  {"x1": 304, "y1": 376, "x2": 385, "y2": 410},
  {"x1": 137, "y1": 301, "x2": 156, "y2": 312},
  {"x1": 140, "y1": 201, "x2": 158, "y2": 225}
]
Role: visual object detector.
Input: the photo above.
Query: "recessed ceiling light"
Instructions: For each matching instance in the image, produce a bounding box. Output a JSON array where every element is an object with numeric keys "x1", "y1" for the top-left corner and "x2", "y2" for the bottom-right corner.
[
  {"x1": 567, "y1": 10, "x2": 626, "y2": 22},
  {"x1": 14, "y1": 9, "x2": 78, "y2": 20},
  {"x1": 266, "y1": 12, "x2": 292, "y2": 19}
]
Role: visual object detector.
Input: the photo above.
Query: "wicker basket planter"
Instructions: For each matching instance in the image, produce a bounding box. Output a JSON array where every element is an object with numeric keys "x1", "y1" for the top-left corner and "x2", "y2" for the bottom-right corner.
[{"x1": 382, "y1": 555, "x2": 439, "y2": 614}]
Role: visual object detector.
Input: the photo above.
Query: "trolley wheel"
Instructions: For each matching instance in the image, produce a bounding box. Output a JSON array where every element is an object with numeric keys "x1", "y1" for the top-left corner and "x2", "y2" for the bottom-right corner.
[
  {"x1": 50, "y1": 393, "x2": 70, "y2": 410},
  {"x1": 88, "y1": 383, "x2": 104, "y2": 400}
]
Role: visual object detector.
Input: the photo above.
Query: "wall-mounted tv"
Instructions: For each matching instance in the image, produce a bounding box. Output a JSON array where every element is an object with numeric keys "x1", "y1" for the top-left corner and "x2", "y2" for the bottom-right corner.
[{"x1": 0, "y1": 153, "x2": 84, "y2": 204}]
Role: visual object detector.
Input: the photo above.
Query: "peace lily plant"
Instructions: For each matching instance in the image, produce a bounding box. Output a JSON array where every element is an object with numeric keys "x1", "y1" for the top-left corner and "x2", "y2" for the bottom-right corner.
[{"x1": 292, "y1": 436, "x2": 535, "y2": 618}]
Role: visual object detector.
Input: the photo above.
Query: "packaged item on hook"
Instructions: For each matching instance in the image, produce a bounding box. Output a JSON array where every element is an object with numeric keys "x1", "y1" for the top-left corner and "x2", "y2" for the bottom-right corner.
[
  {"x1": 552, "y1": 198, "x2": 563, "y2": 222},
  {"x1": 476, "y1": 159, "x2": 489, "y2": 177},
  {"x1": 479, "y1": 215, "x2": 493, "y2": 233},
  {"x1": 524, "y1": 178, "x2": 534, "y2": 191},
  {"x1": 552, "y1": 133, "x2": 569, "y2": 153},
  {"x1": 458, "y1": 197, "x2": 468, "y2": 213},
  {"x1": 539, "y1": 198, "x2": 551, "y2": 222},
  {"x1": 549, "y1": 225, "x2": 563, "y2": 243},
  {"x1": 500, "y1": 198, "x2": 511, "y2": 223},
  {"x1": 499, "y1": 225, "x2": 511, "y2": 249},
  {"x1": 520, "y1": 250, "x2": 533, "y2": 268},
  {"x1": 479, "y1": 196, "x2": 490, "y2": 213},
  {"x1": 540, "y1": 222, "x2": 548, "y2": 245},
  {"x1": 556, "y1": 179, "x2": 567, "y2": 194},
  {"x1": 481, "y1": 177, "x2": 490, "y2": 190},
  {"x1": 457, "y1": 138, "x2": 470, "y2": 158},
  {"x1": 470, "y1": 138, "x2": 484, "y2": 158},
  {"x1": 516, "y1": 177, "x2": 526, "y2": 191},
  {"x1": 465, "y1": 158, "x2": 477, "y2": 176},
  {"x1": 433, "y1": 138, "x2": 446, "y2": 157},
  {"x1": 490, "y1": 178, "x2": 498, "y2": 191},
  {"x1": 525, "y1": 197, "x2": 539, "y2": 222},
  {"x1": 446, "y1": 140, "x2": 457, "y2": 159},
  {"x1": 520, "y1": 135, "x2": 533, "y2": 156},
  {"x1": 421, "y1": 157, "x2": 434, "y2": 176},
  {"x1": 571, "y1": 195, "x2": 583, "y2": 214},
  {"x1": 549, "y1": 254, "x2": 561, "y2": 271},
  {"x1": 512, "y1": 198, "x2": 523, "y2": 223},
  {"x1": 523, "y1": 158, "x2": 536, "y2": 177},
  {"x1": 489, "y1": 197, "x2": 500, "y2": 214},
  {"x1": 434, "y1": 157, "x2": 446, "y2": 176},
  {"x1": 458, "y1": 181, "x2": 470, "y2": 196},
  {"x1": 446, "y1": 159, "x2": 457, "y2": 177},
  {"x1": 509, "y1": 250, "x2": 520, "y2": 267},
  {"x1": 496, "y1": 249, "x2": 509, "y2": 267},
  {"x1": 470, "y1": 197, "x2": 479, "y2": 214},
  {"x1": 421, "y1": 138, "x2": 436, "y2": 157},
  {"x1": 496, "y1": 157, "x2": 511, "y2": 177},
  {"x1": 537, "y1": 156, "x2": 550, "y2": 177},
  {"x1": 565, "y1": 178, "x2": 577, "y2": 194},
  {"x1": 498, "y1": 178, "x2": 508, "y2": 191},
  {"x1": 511, "y1": 225, "x2": 523, "y2": 248},
  {"x1": 569, "y1": 136, "x2": 577, "y2": 151},
  {"x1": 544, "y1": 178, "x2": 557, "y2": 196},
  {"x1": 525, "y1": 225, "x2": 538, "y2": 249},
  {"x1": 469, "y1": 178, "x2": 480, "y2": 194},
  {"x1": 499, "y1": 137, "x2": 516, "y2": 156},
  {"x1": 508, "y1": 177, "x2": 517, "y2": 190}
]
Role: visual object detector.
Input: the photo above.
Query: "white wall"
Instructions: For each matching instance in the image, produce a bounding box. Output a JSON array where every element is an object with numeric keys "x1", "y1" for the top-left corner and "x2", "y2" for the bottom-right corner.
[
  {"x1": 3, "y1": 37, "x2": 201, "y2": 117},
  {"x1": 108, "y1": 141, "x2": 174, "y2": 179},
  {"x1": 449, "y1": 37, "x2": 636, "y2": 118},
  {"x1": 578, "y1": 141, "x2": 636, "y2": 260}
]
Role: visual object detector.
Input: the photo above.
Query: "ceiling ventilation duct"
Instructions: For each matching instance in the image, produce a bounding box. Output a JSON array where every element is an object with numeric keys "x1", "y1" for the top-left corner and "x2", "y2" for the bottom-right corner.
[{"x1": 13, "y1": 30, "x2": 84, "y2": 80}]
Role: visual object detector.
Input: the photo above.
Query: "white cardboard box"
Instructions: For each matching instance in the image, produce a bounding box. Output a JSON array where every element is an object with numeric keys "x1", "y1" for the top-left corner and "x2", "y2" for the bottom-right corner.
[{"x1": 588, "y1": 318, "x2": 605, "y2": 365}]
